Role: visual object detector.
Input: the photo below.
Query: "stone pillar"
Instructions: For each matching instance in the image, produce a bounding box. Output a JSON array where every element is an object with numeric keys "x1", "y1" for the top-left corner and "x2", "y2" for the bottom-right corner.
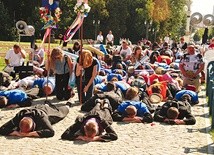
[{"x1": 185, "y1": 0, "x2": 192, "y2": 41}]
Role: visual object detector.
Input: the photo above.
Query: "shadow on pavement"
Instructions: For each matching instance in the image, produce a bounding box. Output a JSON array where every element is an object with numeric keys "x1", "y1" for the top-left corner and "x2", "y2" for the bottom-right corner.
[
  {"x1": 183, "y1": 143, "x2": 214, "y2": 154},
  {"x1": 60, "y1": 139, "x2": 90, "y2": 145},
  {"x1": 194, "y1": 112, "x2": 209, "y2": 118},
  {"x1": 187, "y1": 126, "x2": 211, "y2": 134}
]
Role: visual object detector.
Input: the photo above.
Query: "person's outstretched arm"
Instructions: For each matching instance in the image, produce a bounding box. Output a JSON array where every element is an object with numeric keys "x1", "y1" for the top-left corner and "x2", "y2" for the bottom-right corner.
[
  {"x1": 61, "y1": 121, "x2": 82, "y2": 140},
  {"x1": 99, "y1": 121, "x2": 118, "y2": 142}
]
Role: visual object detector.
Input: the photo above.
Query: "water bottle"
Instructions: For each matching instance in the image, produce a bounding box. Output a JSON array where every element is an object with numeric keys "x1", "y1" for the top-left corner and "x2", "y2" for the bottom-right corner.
[{"x1": 69, "y1": 72, "x2": 76, "y2": 88}]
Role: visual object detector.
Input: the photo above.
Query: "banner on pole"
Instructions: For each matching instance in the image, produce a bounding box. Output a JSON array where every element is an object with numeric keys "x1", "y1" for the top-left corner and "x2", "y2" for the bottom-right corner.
[{"x1": 63, "y1": 0, "x2": 90, "y2": 42}]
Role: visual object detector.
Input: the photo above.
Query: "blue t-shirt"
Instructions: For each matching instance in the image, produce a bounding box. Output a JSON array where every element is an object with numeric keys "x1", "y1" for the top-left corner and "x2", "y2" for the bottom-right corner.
[
  {"x1": 94, "y1": 57, "x2": 101, "y2": 72},
  {"x1": 99, "y1": 44, "x2": 108, "y2": 55},
  {"x1": 114, "y1": 81, "x2": 130, "y2": 94},
  {"x1": 0, "y1": 89, "x2": 28, "y2": 104},
  {"x1": 175, "y1": 90, "x2": 198, "y2": 103},
  {"x1": 107, "y1": 73, "x2": 123, "y2": 81},
  {"x1": 33, "y1": 77, "x2": 55, "y2": 90},
  {"x1": 112, "y1": 69, "x2": 127, "y2": 77},
  {"x1": 154, "y1": 62, "x2": 169, "y2": 69},
  {"x1": 95, "y1": 83, "x2": 107, "y2": 92},
  {"x1": 102, "y1": 68, "x2": 112, "y2": 74},
  {"x1": 117, "y1": 101, "x2": 150, "y2": 117},
  {"x1": 94, "y1": 75, "x2": 105, "y2": 85}
]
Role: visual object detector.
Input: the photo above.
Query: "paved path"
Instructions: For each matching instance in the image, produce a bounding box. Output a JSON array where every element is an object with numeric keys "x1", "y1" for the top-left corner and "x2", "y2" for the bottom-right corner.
[{"x1": 0, "y1": 87, "x2": 213, "y2": 155}]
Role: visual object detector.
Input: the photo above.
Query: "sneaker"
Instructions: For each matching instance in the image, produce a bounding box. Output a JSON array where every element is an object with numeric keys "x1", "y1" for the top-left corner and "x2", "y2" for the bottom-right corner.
[
  {"x1": 66, "y1": 102, "x2": 72, "y2": 108},
  {"x1": 103, "y1": 99, "x2": 110, "y2": 108},
  {"x1": 95, "y1": 99, "x2": 103, "y2": 108}
]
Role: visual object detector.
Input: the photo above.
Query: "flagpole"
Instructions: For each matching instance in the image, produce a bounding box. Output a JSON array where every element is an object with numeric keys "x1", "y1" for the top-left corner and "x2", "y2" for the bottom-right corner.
[
  {"x1": 79, "y1": 24, "x2": 83, "y2": 105},
  {"x1": 45, "y1": 28, "x2": 51, "y2": 104}
]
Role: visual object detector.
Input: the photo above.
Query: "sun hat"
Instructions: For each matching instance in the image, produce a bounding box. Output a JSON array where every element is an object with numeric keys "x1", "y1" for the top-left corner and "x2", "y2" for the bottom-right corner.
[{"x1": 149, "y1": 93, "x2": 163, "y2": 104}]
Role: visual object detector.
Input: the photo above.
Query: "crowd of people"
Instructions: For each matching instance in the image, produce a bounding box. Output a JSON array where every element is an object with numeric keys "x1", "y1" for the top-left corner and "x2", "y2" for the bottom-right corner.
[{"x1": 0, "y1": 33, "x2": 213, "y2": 142}]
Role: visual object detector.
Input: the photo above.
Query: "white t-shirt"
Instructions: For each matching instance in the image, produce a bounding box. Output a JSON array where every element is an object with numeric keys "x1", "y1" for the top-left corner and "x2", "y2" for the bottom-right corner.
[
  {"x1": 18, "y1": 76, "x2": 38, "y2": 88},
  {"x1": 31, "y1": 48, "x2": 45, "y2": 65},
  {"x1": 97, "y1": 34, "x2": 104, "y2": 43},
  {"x1": 5, "y1": 49, "x2": 26, "y2": 66},
  {"x1": 180, "y1": 53, "x2": 204, "y2": 74},
  {"x1": 106, "y1": 34, "x2": 114, "y2": 42},
  {"x1": 118, "y1": 46, "x2": 132, "y2": 59},
  {"x1": 164, "y1": 36, "x2": 170, "y2": 43}
]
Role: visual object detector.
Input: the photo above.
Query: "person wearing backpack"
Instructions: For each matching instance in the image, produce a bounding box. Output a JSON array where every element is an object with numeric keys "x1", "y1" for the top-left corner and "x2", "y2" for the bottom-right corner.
[{"x1": 48, "y1": 48, "x2": 73, "y2": 100}]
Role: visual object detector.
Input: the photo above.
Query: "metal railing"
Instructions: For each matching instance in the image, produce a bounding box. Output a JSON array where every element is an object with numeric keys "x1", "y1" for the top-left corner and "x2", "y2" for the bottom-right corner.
[{"x1": 206, "y1": 60, "x2": 214, "y2": 129}]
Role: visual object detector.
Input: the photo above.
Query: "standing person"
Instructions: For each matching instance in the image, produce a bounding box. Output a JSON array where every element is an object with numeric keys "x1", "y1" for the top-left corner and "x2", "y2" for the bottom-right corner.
[
  {"x1": 49, "y1": 48, "x2": 73, "y2": 100},
  {"x1": 75, "y1": 50, "x2": 98, "y2": 103},
  {"x1": 208, "y1": 38, "x2": 214, "y2": 49},
  {"x1": 59, "y1": 34, "x2": 68, "y2": 49},
  {"x1": 96, "y1": 31, "x2": 104, "y2": 44},
  {"x1": 4, "y1": 44, "x2": 26, "y2": 77},
  {"x1": 106, "y1": 30, "x2": 114, "y2": 46},
  {"x1": 163, "y1": 34, "x2": 170, "y2": 44},
  {"x1": 179, "y1": 43, "x2": 204, "y2": 92},
  {"x1": 72, "y1": 41, "x2": 80, "y2": 55},
  {"x1": 0, "y1": 104, "x2": 69, "y2": 138},
  {"x1": 179, "y1": 37, "x2": 187, "y2": 51}
]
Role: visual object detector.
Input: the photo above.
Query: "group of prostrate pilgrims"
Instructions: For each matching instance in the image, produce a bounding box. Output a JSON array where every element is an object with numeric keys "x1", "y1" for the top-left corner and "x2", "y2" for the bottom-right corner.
[{"x1": 0, "y1": 35, "x2": 213, "y2": 142}]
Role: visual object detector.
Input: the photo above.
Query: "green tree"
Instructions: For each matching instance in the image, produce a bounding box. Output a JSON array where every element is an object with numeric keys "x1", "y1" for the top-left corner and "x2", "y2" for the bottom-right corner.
[
  {"x1": 0, "y1": 0, "x2": 190, "y2": 43},
  {"x1": 104, "y1": 0, "x2": 130, "y2": 44},
  {"x1": 84, "y1": 0, "x2": 109, "y2": 39},
  {"x1": 0, "y1": 1, "x2": 15, "y2": 40},
  {"x1": 193, "y1": 30, "x2": 201, "y2": 42},
  {"x1": 158, "y1": 0, "x2": 186, "y2": 40}
]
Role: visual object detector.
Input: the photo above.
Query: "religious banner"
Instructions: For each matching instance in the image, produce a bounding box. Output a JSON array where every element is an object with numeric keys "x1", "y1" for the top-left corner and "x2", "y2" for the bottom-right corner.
[
  {"x1": 40, "y1": 0, "x2": 62, "y2": 46},
  {"x1": 63, "y1": 0, "x2": 90, "y2": 42}
]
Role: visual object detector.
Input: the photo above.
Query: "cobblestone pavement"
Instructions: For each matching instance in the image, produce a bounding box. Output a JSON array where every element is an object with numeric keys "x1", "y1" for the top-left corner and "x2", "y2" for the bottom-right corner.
[{"x1": 0, "y1": 87, "x2": 213, "y2": 155}]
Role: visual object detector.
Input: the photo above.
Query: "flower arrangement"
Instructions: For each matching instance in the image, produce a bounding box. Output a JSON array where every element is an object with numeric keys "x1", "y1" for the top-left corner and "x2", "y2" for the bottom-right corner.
[
  {"x1": 39, "y1": 7, "x2": 62, "y2": 29},
  {"x1": 74, "y1": 2, "x2": 91, "y2": 17}
]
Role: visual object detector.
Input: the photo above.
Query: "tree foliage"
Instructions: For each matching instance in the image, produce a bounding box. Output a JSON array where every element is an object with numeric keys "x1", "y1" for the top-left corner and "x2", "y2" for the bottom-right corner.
[
  {"x1": 193, "y1": 30, "x2": 201, "y2": 42},
  {"x1": 0, "y1": 1, "x2": 15, "y2": 40},
  {"x1": 152, "y1": 0, "x2": 170, "y2": 22},
  {"x1": 0, "y1": 0, "x2": 188, "y2": 43}
]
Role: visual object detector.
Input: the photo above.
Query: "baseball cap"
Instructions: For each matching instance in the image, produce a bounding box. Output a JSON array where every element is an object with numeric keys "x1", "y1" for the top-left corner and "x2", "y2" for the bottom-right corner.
[{"x1": 187, "y1": 42, "x2": 195, "y2": 48}]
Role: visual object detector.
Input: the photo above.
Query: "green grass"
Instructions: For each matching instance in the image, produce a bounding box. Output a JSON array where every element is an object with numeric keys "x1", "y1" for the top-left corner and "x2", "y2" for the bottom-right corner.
[
  {"x1": 209, "y1": 129, "x2": 214, "y2": 141},
  {"x1": 0, "y1": 41, "x2": 70, "y2": 71},
  {"x1": 0, "y1": 57, "x2": 4, "y2": 71}
]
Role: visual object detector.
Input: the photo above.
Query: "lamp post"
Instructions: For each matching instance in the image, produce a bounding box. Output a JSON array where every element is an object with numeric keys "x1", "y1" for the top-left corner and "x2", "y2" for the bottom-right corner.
[
  {"x1": 144, "y1": 20, "x2": 152, "y2": 40},
  {"x1": 185, "y1": 0, "x2": 192, "y2": 41},
  {"x1": 93, "y1": 20, "x2": 100, "y2": 41}
]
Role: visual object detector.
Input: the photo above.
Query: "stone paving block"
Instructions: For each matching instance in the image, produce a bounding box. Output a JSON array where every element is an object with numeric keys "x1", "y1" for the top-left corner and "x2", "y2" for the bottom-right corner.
[{"x1": 0, "y1": 87, "x2": 213, "y2": 154}]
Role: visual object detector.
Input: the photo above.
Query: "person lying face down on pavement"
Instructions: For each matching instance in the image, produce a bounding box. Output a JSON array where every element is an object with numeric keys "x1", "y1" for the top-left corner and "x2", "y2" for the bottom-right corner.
[
  {"x1": 61, "y1": 98, "x2": 118, "y2": 142},
  {"x1": 0, "y1": 104, "x2": 69, "y2": 138},
  {"x1": 112, "y1": 86, "x2": 153, "y2": 123},
  {"x1": 154, "y1": 94, "x2": 196, "y2": 125}
]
